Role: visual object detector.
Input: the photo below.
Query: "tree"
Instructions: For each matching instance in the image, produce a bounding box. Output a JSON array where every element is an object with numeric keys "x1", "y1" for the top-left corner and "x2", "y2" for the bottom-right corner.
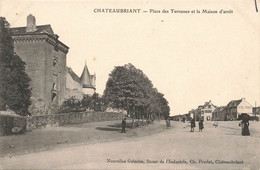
[
  {"x1": 104, "y1": 64, "x2": 150, "y2": 127},
  {"x1": 103, "y1": 63, "x2": 171, "y2": 127},
  {"x1": 0, "y1": 17, "x2": 6, "y2": 110},
  {"x1": 0, "y1": 17, "x2": 31, "y2": 116}
]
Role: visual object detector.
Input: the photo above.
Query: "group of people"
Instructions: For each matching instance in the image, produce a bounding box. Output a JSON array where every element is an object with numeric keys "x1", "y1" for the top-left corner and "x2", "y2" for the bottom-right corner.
[
  {"x1": 190, "y1": 118, "x2": 204, "y2": 132},
  {"x1": 121, "y1": 115, "x2": 251, "y2": 136},
  {"x1": 190, "y1": 117, "x2": 250, "y2": 136}
]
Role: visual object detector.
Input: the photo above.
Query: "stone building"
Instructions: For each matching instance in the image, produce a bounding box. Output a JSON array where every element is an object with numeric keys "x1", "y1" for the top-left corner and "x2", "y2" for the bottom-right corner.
[
  {"x1": 9, "y1": 14, "x2": 96, "y2": 115},
  {"x1": 10, "y1": 14, "x2": 69, "y2": 114}
]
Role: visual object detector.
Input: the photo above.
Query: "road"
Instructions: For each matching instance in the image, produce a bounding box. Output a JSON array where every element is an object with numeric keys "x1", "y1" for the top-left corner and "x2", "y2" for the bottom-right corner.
[{"x1": 0, "y1": 121, "x2": 259, "y2": 169}]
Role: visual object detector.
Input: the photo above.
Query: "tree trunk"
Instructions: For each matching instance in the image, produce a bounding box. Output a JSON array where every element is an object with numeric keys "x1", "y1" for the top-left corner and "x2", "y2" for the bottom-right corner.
[{"x1": 137, "y1": 113, "x2": 140, "y2": 127}]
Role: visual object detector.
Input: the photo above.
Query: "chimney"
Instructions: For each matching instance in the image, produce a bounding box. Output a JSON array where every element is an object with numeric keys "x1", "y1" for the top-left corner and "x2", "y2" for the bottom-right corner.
[{"x1": 26, "y1": 14, "x2": 37, "y2": 32}]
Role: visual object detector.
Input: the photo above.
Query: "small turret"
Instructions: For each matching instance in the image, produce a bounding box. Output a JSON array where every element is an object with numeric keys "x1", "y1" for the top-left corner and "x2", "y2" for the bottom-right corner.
[{"x1": 80, "y1": 63, "x2": 95, "y2": 89}]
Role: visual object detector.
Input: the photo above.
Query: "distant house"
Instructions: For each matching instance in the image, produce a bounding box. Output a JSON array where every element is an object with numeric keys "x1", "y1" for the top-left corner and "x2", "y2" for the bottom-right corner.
[
  {"x1": 226, "y1": 98, "x2": 253, "y2": 120},
  {"x1": 188, "y1": 110, "x2": 195, "y2": 119},
  {"x1": 196, "y1": 100, "x2": 217, "y2": 121},
  {"x1": 170, "y1": 115, "x2": 183, "y2": 121}
]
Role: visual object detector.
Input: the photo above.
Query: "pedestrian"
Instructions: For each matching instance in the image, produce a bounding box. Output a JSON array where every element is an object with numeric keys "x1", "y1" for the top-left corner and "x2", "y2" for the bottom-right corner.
[
  {"x1": 166, "y1": 118, "x2": 171, "y2": 128},
  {"x1": 240, "y1": 119, "x2": 250, "y2": 136},
  {"x1": 190, "y1": 118, "x2": 195, "y2": 132},
  {"x1": 199, "y1": 119, "x2": 204, "y2": 132},
  {"x1": 121, "y1": 118, "x2": 126, "y2": 133}
]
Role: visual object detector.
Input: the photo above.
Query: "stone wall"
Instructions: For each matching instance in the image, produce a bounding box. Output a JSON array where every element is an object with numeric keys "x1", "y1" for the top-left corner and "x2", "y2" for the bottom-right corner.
[{"x1": 26, "y1": 111, "x2": 124, "y2": 129}]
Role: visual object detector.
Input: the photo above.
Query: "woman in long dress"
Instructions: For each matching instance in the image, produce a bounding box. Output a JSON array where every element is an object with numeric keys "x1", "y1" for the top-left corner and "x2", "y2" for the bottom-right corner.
[
  {"x1": 190, "y1": 118, "x2": 195, "y2": 132},
  {"x1": 199, "y1": 119, "x2": 204, "y2": 132},
  {"x1": 241, "y1": 119, "x2": 250, "y2": 136}
]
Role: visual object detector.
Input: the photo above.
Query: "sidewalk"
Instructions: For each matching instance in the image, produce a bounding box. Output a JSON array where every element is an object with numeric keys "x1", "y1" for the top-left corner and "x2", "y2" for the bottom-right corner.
[{"x1": 0, "y1": 119, "x2": 168, "y2": 157}]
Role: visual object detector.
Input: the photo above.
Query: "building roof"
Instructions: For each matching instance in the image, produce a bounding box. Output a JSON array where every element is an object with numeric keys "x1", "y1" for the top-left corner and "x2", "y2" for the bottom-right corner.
[
  {"x1": 10, "y1": 24, "x2": 55, "y2": 35},
  {"x1": 67, "y1": 67, "x2": 81, "y2": 84},
  {"x1": 213, "y1": 106, "x2": 227, "y2": 112},
  {"x1": 226, "y1": 99, "x2": 242, "y2": 108},
  {"x1": 203, "y1": 100, "x2": 217, "y2": 108},
  {"x1": 10, "y1": 24, "x2": 69, "y2": 50},
  {"x1": 80, "y1": 64, "x2": 95, "y2": 89}
]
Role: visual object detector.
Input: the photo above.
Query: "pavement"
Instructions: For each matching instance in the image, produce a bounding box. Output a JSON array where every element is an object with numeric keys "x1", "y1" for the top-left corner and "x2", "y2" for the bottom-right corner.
[{"x1": 0, "y1": 120, "x2": 260, "y2": 170}]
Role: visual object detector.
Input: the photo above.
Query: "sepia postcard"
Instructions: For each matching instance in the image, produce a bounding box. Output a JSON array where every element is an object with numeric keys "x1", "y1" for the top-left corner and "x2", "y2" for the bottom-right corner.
[{"x1": 0, "y1": 0, "x2": 259, "y2": 169}]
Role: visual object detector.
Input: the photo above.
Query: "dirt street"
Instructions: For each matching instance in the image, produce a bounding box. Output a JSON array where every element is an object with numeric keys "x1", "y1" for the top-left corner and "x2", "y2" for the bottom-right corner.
[{"x1": 0, "y1": 121, "x2": 259, "y2": 169}]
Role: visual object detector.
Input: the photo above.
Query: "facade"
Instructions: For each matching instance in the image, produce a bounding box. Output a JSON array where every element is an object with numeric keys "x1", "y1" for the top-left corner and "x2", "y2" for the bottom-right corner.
[
  {"x1": 226, "y1": 98, "x2": 253, "y2": 119},
  {"x1": 196, "y1": 100, "x2": 217, "y2": 121},
  {"x1": 10, "y1": 14, "x2": 69, "y2": 114}
]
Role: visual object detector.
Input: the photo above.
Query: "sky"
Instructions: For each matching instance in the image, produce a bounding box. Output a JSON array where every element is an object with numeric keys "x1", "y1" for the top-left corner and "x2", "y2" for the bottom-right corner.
[{"x1": 1, "y1": 0, "x2": 259, "y2": 115}]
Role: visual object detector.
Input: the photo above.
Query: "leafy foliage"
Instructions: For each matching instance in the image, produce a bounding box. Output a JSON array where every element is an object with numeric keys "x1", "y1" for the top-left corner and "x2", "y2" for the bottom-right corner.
[
  {"x1": 60, "y1": 96, "x2": 82, "y2": 113},
  {"x1": 61, "y1": 93, "x2": 106, "y2": 113},
  {"x1": 81, "y1": 93, "x2": 106, "y2": 112},
  {"x1": 0, "y1": 17, "x2": 31, "y2": 116},
  {"x1": 103, "y1": 63, "x2": 170, "y2": 123}
]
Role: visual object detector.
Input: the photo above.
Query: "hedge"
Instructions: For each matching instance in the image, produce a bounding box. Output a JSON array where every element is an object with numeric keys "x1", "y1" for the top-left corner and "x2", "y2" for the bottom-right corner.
[{"x1": 0, "y1": 111, "x2": 26, "y2": 136}]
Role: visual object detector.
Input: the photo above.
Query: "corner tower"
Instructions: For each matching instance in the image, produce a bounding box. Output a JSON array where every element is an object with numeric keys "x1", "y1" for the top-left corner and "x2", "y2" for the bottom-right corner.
[
  {"x1": 80, "y1": 62, "x2": 96, "y2": 95},
  {"x1": 10, "y1": 14, "x2": 69, "y2": 115}
]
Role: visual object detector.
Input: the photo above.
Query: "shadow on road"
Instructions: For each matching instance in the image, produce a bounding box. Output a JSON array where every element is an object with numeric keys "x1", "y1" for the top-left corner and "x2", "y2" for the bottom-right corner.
[
  {"x1": 96, "y1": 122, "x2": 136, "y2": 132},
  {"x1": 108, "y1": 123, "x2": 134, "y2": 128},
  {"x1": 95, "y1": 127, "x2": 121, "y2": 132}
]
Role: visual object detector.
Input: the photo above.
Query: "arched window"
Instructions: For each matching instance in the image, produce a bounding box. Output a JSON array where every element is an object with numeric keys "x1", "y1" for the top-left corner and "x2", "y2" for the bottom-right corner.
[
  {"x1": 53, "y1": 83, "x2": 57, "y2": 91},
  {"x1": 53, "y1": 59, "x2": 58, "y2": 67},
  {"x1": 52, "y1": 93, "x2": 56, "y2": 102}
]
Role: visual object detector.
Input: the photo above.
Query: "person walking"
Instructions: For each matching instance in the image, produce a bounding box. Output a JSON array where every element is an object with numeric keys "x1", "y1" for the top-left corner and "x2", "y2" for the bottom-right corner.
[
  {"x1": 121, "y1": 118, "x2": 126, "y2": 133},
  {"x1": 166, "y1": 118, "x2": 171, "y2": 128},
  {"x1": 190, "y1": 118, "x2": 195, "y2": 132},
  {"x1": 199, "y1": 119, "x2": 204, "y2": 132}
]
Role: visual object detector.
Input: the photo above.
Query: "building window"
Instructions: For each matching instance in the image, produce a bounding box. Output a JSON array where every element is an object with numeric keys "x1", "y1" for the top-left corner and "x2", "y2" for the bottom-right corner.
[
  {"x1": 52, "y1": 83, "x2": 57, "y2": 102},
  {"x1": 53, "y1": 83, "x2": 57, "y2": 91},
  {"x1": 208, "y1": 105, "x2": 211, "y2": 109},
  {"x1": 52, "y1": 93, "x2": 56, "y2": 102},
  {"x1": 53, "y1": 59, "x2": 58, "y2": 67}
]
